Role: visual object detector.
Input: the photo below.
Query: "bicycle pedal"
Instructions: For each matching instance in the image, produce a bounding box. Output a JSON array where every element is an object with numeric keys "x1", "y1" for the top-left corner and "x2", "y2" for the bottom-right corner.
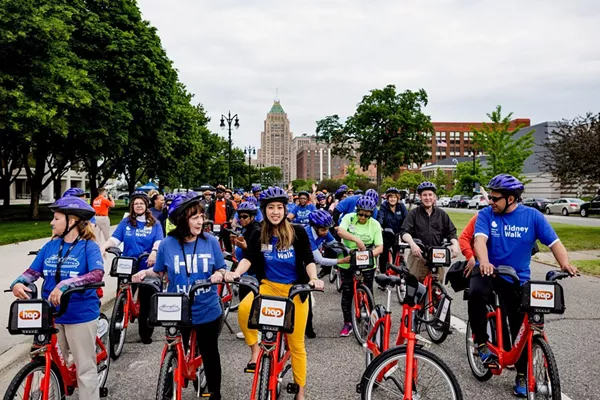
[
  {"x1": 244, "y1": 367, "x2": 255, "y2": 374},
  {"x1": 356, "y1": 383, "x2": 362, "y2": 394},
  {"x1": 99, "y1": 387, "x2": 108, "y2": 398},
  {"x1": 485, "y1": 361, "x2": 500, "y2": 370},
  {"x1": 199, "y1": 393, "x2": 212, "y2": 398},
  {"x1": 286, "y1": 383, "x2": 299, "y2": 394},
  {"x1": 415, "y1": 334, "x2": 432, "y2": 347}
]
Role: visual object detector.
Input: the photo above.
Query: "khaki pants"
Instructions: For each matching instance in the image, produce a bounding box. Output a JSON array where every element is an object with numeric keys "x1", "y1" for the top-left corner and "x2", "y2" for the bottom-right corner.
[
  {"x1": 56, "y1": 320, "x2": 99, "y2": 400},
  {"x1": 407, "y1": 252, "x2": 445, "y2": 283},
  {"x1": 94, "y1": 216, "x2": 111, "y2": 245}
]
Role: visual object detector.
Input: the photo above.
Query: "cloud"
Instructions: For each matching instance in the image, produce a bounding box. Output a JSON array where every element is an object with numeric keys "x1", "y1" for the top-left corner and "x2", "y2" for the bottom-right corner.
[{"x1": 138, "y1": 0, "x2": 600, "y2": 148}]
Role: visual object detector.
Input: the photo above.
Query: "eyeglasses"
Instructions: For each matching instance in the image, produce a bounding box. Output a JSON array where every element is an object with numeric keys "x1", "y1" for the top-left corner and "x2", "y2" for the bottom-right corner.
[
  {"x1": 488, "y1": 195, "x2": 504, "y2": 203},
  {"x1": 357, "y1": 212, "x2": 372, "y2": 218},
  {"x1": 238, "y1": 214, "x2": 251, "y2": 220}
]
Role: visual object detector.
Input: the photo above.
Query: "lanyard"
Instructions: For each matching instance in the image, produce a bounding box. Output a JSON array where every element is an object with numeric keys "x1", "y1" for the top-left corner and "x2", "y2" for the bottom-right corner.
[
  {"x1": 55, "y1": 236, "x2": 81, "y2": 283},
  {"x1": 180, "y1": 236, "x2": 199, "y2": 284}
]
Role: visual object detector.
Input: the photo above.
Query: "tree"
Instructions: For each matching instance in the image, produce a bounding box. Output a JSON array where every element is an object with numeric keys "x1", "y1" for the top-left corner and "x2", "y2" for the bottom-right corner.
[
  {"x1": 472, "y1": 105, "x2": 534, "y2": 182},
  {"x1": 433, "y1": 167, "x2": 450, "y2": 195},
  {"x1": 539, "y1": 113, "x2": 600, "y2": 192},
  {"x1": 259, "y1": 167, "x2": 282, "y2": 187},
  {"x1": 317, "y1": 179, "x2": 343, "y2": 193},
  {"x1": 453, "y1": 160, "x2": 484, "y2": 196},
  {"x1": 342, "y1": 160, "x2": 370, "y2": 189},
  {"x1": 317, "y1": 85, "x2": 432, "y2": 190},
  {"x1": 396, "y1": 171, "x2": 425, "y2": 199}
]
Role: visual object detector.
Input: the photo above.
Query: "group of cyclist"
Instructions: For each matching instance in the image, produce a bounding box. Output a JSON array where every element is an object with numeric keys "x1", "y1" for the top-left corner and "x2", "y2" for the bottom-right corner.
[{"x1": 8, "y1": 173, "x2": 578, "y2": 399}]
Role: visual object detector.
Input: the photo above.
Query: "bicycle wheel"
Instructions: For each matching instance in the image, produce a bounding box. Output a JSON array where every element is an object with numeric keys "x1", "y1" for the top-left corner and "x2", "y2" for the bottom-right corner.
[
  {"x1": 329, "y1": 266, "x2": 337, "y2": 283},
  {"x1": 530, "y1": 335, "x2": 561, "y2": 399},
  {"x1": 465, "y1": 315, "x2": 494, "y2": 381},
  {"x1": 335, "y1": 269, "x2": 343, "y2": 292},
  {"x1": 256, "y1": 354, "x2": 271, "y2": 400},
  {"x1": 156, "y1": 350, "x2": 178, "y2": 400},
  {"x1": 109, "y1": 291, "x2": 128, "y2": 360},
  {"x1": 228, "y1": 283, "x2": 242, "y2": 312},
  {"x1": 366, "y1": 305, "x2": 386, "y2": 368},
  {"x1": 191, "y1": 343, "x2": 207, "y2": 395},
  {"x1": 97, "y1": 313, "x2": 111, "y2": 388},
  {"x1": 359, "y1": 346, "x2": 463, "y2": 400},
  {"x1": 351, "y1": 285, "x2": 374, "y2": 345},
  {"x1": 221, "y1": 284, "x2": 233, "y2": 322},
  {"x1": 424, "y1": 281, "x2": 451, "y2": 344},
  {"x1": 3, "y1": 359, "x2": 64, "y2": 400}
]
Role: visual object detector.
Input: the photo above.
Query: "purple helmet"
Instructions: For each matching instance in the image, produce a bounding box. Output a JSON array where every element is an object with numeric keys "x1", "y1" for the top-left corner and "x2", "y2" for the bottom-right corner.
[
  {"x1": 417, "y1": 181, "x2": 436, "y2": 194},
  {"x1": 168, "y1": 193, "x2": 202, "y2": 223},
  {"x1": 487, "y1": 174, "x2": 524, "y2": 192},
  {"x1": 308, "y1": 209, "x2": 333, "y2": 228},
  {"x1": 356, "y1": 196, "x2": 377, "y2": 212},
  {"x1": 245, "y1": 196, "x2": 258, "y2": 205},
  {"x1": 365, "y1": 189, "x2": 379, "y2": 204},
  {"x1": 334, "y1": 188, "x2": 347, "y2": 200},
  {"x1": 130, "y1": 191, "x2": 150, "y2": 205},
  {"x1": 386, "y1": 187, "x2": 400, "y2": 195},
  {"x1": 316, "y1": 193, "x2": 326, "y2": 201},
  {"x1": 62, "y1": 187, "x2": 86, "y2": 198},
  {"x1": 164, "y1": 193, "x2": 175, "y2": 201},
  {"x1": 259, "y1": 186, "x2": 288, "y2": 208},
  {"x1": 252, "y1": 185, "x2": 262, "y2": 194},
  {"x1": 48, "y1": 197, "x2": 95, "y2": 220},
  {"x1": 237, "y1": 201, "x2": 258, "y2": 215},
  {"x1": 339, "y1": 184, "x2": 348, "y2": 191}
]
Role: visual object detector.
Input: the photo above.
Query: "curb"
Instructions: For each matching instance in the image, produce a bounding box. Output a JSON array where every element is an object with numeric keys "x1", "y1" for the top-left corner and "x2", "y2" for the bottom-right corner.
[{"x1": 0, "y1": 296, "x2": 116, "y2": 374}]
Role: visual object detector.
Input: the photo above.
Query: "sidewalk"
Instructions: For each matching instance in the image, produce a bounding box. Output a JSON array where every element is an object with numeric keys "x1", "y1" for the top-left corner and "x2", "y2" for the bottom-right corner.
[{"x1": 533, "y1": 249, "x2": 600, "y2": 266}]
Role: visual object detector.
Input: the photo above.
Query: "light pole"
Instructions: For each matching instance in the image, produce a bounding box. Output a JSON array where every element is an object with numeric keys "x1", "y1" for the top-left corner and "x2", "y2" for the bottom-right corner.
[
  {"x1": 220, "y1": 111, "x2": 240, "y2": 187},
  {"x1": 244, "y1": 146, "x2": 256, "y2": 189},
  {"x1": 257, "y1": 163, "x2": 263, "y2": 185},
  {"x1": 470, "y1": 149, "x2": 477, "y2": 175}
]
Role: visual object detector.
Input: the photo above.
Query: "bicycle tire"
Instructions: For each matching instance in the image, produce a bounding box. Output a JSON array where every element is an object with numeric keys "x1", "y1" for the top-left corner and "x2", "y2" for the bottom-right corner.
[
  {"x1": 425, "y1": 281, "x2": 451, "y2": 344},
  {"x1": 228, "y1": 282, "x2": 242, "y2": 312},
  {"x1": 465, "y1": 315, "x2": 494, "y2": 382},
  {"x1": 359, "y1": 346, "x2": 463, "y2": 400},
  {"x1": 3, "y1": 358, "x2": 64, "y2": 400},
  {"x1": 257, "y1": 354, "x2": 271, "y2": 400},
  {"x1": 329, "y1": 266, "x2": 337, "y2": 283},
  {"x1": 221, "y1": 284, "x2": 232, "y2": 322},
  {"x1": 138, "y1": 288, "x2": 154, "y2": 343},
  {"x1": 109, "y1": 291, "x2": 128, "y2": 360},
  {"x1": 97, "y1": 313, "x2": 111, "y2": 389},
  {"x1": 191, "y1": 342, "x2": 207, "y2": 395},
  {"x1": 530, "y1": 335, "x2": 561, "y2": 399},
  {"x1": 156, "y1": 350, "x2": 178, "y2": 400},
  {"x1": 352, "y1": 284, "x2": 375, "y2": 345},
  {"x1": 335, "y1": 269, "x2": 342, "y2": 292}
]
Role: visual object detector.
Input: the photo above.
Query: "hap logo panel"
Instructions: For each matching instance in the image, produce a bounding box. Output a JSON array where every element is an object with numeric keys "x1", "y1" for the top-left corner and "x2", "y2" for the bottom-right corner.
[
  {"x1": 529, "y1": 284, "x2": 555, "y2": 308},
  {"x1": 258, "y1": 299, "x2": 287, "y2": 327},
  {"x1": 17, "y1": 303, "x2": 43, "y2": 329}
]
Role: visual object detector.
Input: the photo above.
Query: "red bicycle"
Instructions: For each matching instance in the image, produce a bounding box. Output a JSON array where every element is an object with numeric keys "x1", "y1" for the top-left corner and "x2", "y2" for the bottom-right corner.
[
  {"x1": 382, "y1": 230, "x2": 410, "y2": 304},
  {"x1": 358, "y1": 274, "x2": 463, "y2": 400},
  {"x1": 4, "y1": 282, "x2": 110, "y2": 399},
  {"x1": 106, "y1": 247, "x2": 159, "y2": 359},
  {"x1": 466, "y1": 266, "x2": 571, "y2": 399}
]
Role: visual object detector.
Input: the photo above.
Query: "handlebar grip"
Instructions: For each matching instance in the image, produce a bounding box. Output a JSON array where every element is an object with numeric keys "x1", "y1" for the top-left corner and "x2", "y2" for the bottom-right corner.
[
  {"x1": 54, "y1": 282, "x2": 105, "y2": 318},
  {"x1": 106, "y1": 247, "x2": 121, "y2": 256}
]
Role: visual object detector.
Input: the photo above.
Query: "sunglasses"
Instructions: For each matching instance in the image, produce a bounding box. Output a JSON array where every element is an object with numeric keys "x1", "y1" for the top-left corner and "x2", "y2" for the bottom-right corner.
[
  {"x1": 357, "y1": 212, "x2": 372, "y2": 218},
  {"x1": 238, "y1": 214, "x2": 251, "y2": 220},
  {"x1": 488, "y1": 195, "x2": 504, "y2": 203}
]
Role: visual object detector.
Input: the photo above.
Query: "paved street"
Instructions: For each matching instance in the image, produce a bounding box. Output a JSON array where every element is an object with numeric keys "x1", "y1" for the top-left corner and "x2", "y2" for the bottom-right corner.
[{"x1": 1, "y1": 261, "x2": 598, "y2": 399}]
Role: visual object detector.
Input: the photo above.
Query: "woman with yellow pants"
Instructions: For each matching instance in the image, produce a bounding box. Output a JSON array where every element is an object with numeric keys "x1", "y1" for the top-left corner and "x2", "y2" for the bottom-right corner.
[{"x1": 226, "y1": 186, "x2": 324, "y2": 400}]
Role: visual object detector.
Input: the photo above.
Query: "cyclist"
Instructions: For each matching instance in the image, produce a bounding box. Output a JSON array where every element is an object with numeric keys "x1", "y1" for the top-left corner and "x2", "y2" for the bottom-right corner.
[
  {"x1": 251, "y1": 184, "x2": 262, "y2": 201},
  {"x1": 62, "y1": 187, "x2": 96, "y2": 226},
  {"x1": 315, "y1": 193, "x2": 327, "y2": 210},
  {"x1": 377, "y1": 187, "x2": 408, "y2": 273},
  {"x1": 199, "y1": 189, "x2": 213, "y2": 209},
  {"x1": 354, "y1": 189, "x2": 364, "y2": 195},
  {"x1": 133, "y1": 192, "x2": 227, "y2": 400},
  {"x1": 206, "y1": 185, "x2": 236, "y2": 251},
  {"x1": 287, "y1": 190, "x2": 316, "y2": 225},
  {"x1": 305, "y1": 210, "x2": 351, "y2": 337},
  {"x1": 234, "y1": 196, "x2": 263, "y2": 226},
  {"x1": 333, "y1": 188, "x2": 379, "y2": 226},
  {"x1": 336, "y1": 196, "x2": 384, "y2": 337},
  {"x1": 225, "y1": 186, "x2": 324, "y2": 400},
  {"x1": 11, "y1": 197, "x2": 104, "y2": 400},
  {"x1": 401, "y1": 181, "x2": 459, "y2": 282},
  {"x1": 150, "y1": 193, "x2": 167, "y2": 235},
  {"x1": 471, "y1": 174, "x2": 577, "y2": 397},
  {"x1": 102, "y1": 191, "x2": 164, "y2": 344}
]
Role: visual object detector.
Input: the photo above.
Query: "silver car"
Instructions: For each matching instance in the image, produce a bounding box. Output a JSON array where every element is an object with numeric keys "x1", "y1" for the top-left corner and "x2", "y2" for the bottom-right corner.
[{"x1": 544, "y1": 198, "x2": 585, "y2": 216}]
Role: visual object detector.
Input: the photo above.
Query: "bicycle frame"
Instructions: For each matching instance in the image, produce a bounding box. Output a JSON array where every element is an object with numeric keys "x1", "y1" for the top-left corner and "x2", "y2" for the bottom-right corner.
[
  {"x1": 250, "y1": 332, "x2": 290, "y2": 400},
  {"x1": 352, "y1": 272, "x2": 371, "y2": 320},
  {"x1": 117, "y1": 282, "x2": 140, "y2": 330},
  {"x1": 159, "y1": 329, "x2": 204, "y2": 400}
]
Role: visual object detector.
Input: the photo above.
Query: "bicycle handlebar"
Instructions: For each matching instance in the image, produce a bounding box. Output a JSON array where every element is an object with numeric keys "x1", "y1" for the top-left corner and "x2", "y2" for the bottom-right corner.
[
  {"x1": 106, "y1": 247, "x2": 150, "y2": 262},
  {"x1": 54, "y1": 282, "x2": 105, "y2": 318}
]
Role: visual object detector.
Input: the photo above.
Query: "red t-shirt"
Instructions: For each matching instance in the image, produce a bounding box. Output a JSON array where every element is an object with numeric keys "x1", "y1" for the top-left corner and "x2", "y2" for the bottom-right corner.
[
  {"x1": 214, "y1": 199, "x2": 227, "y2": 224},
  {"x1": 92, "y1": 196, "x2": 112, "y2": 216},
  {"x1": 459, "y1": 215, "x2": 478, "y2": 260}
]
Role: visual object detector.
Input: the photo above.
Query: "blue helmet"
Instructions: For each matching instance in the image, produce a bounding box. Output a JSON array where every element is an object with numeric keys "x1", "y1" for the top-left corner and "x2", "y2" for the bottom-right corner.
[
  {"x1": 316, "y1": 193, "x2": 326, "y2": 201},
  {"x1": 354, "y1": 189, "x2": 364, "y2": 195},
  {"x1": 365, "y1": 189, "x2": 379, "y2": 204},
  {"x1": 130, "y1": 191, "x2": 150, "y2": 205},
  {"x1": 356, "y1": 196, "x2": 377, "y2": 212},
  {"x1": 309, "y1": 209, "x2": 333, "y2": 228},
  {"x1": 339, "y1": 184, "x2": 348, "y2": 191},
  {"x1": 386, "y1": 187, "x2": 400, "y2": 195},
  {"x1": 62, "y1": 187, "x2": 86, "y2": 198},
  {"x1": 252, "y1": 185, "x2": 262, "y2": 194},
  {"x1": 487, "y1": 174, "x2": 524, "y2": 192},
  {"x1": 259, "y1": 186, "x2": 288, "y2": 208},
  {"x1": 417, "y1": 181, "x2": 436, "y2": 194},
  {"x1": 335, "y1": 188, "x2": 347, "y2": 200},
  {"x1": 237, "y1": 201, "x2": 258, "y2": 215},
  {"x1": 164, "y1": 193, "x2": 175, "y2": 201},
  {"x1": 48, "y1": 197, "x2": 95, "y2": 221},
  {"x1": 168, "y1": 193, "x2": 202, "y2": 223}
]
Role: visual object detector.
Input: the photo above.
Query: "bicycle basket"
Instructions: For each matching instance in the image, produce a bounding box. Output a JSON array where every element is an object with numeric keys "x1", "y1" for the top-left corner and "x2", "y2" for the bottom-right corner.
[
  {"x1": 213, "y1": 224, "x2": 222, "y2": 234},
  {"x1": 521, "y1": 281, "x2": 565, "y2": 314},
  {"x1": 351, "y1": 250, "x2": 375, "y2": 269},
  {"x1": 110, "y1": 256, "x2": 138, "y2": 278},
  {"x1": 395, "y1": 234, "x2": 410, "y2": 250},
  {"x1": 427, "y1": 246, "x2": 451, "y2": 268},
  {"x1": 248, "y1": 295, "x2": 295, "y2": 334},
  {"x1": 8, "y1": 299, "x2": 53, "y2": 335},
  {"x1": 149, "y1": 293, "x2": 191, "y2": 327}
]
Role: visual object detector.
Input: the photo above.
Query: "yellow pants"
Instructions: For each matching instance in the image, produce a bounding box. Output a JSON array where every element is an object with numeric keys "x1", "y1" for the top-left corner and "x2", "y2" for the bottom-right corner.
[{"x1": 238, "y1": 279, "x2": 309, "y2": 386}]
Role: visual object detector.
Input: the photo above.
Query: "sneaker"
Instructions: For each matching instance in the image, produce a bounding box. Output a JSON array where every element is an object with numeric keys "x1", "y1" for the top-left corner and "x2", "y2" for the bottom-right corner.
[
  {"x1": 339, "y1": 323, "x2": 353, "y2": 337},
  {"x1": 513, "y1": 373, "x2": 527, "y2": 397},
  {"x1": 477, "y1": 343, "x2": 497, "y2": 364},
  {"x1": 236, "y1": 332, "x2": 245, "y2": 340}
]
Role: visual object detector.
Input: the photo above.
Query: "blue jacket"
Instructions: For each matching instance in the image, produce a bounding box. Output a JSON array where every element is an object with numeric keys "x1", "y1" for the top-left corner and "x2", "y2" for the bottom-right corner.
[{"x1": 377, "y1": 200, "x2": 408, "y2": 234}]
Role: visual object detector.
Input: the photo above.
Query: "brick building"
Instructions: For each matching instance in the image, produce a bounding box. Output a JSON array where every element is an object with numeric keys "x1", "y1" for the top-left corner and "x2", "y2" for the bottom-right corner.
[{"x1": 293, "y1": 134, "x2": 347, "y2": 181}]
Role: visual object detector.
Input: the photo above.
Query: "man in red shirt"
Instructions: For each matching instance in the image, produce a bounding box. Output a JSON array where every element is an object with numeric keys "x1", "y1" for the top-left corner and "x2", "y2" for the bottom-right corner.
[
  {"x1": 206, "y1": 185, "x2": 235, "y2": 251},
  {"x1": 92, "y1": 187, "x2": 115, "y2": 245}
]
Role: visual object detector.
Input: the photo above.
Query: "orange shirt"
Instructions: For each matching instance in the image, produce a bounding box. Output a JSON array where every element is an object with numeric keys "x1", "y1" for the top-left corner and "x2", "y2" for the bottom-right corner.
[
  {"x1": 459, "y1": 215, "x2": 478, "y2": 260},
  {"x1": 213, "y1": 199, "x2": 227, "y2": 224},
  {"x1": 92, "y1": 196, "x2": 112, "y2": 216}
]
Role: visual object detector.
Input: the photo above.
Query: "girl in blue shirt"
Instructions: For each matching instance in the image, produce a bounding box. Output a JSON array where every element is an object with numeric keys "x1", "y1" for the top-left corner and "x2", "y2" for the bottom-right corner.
[
  {"x1": 133, "y1": 192, "x2": 227, "y2": 400},
  {"x1": 103, "y1": 191, "x2": 164, "y2": 344},
  {"x1": 11, "y1": 197, "x2": 104, "y2": 400}
]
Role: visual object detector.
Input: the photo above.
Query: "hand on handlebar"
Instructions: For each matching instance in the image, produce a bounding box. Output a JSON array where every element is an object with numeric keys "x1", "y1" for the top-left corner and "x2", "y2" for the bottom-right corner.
[
  {"x1": 224, "y1": 271, "x2": 239, "y2": 282},
  {"x1": 338, "y1": 255, "x2": 351, "y2": 264},
  {"x1": 49, "y1": 287, "x2": 63, "y2": 306},
  {"x1": 464, "y1": 257, "x2": 476, "y2": 277},
  {"x1": 450, "y1": 244, "x2": 460, "y2": 259},
  {"x1": 309, "y1": 279, "x2": 325, "y2": 290},
  {"x1": 355, "y1": 239, "x2": 366, "y2": 251},
  {"x1": 479, "y1": 261, "x2": 495, "y2": 277},
  {"x1": 12, "y1": 283, "x2": 32, "y2": 300},
  {"x1": 147, "y1": 251, "x2": 157, "y2": 267},
  {"x1": 132, "y1": 269, "x2": 148, "y2": 283},
  {"x1": 410, "y1": 243, "x2": 423, "y2": 259},
  {"x1": 560, "y1": 263, "x2": 578, "y2": 276},
  {"x1": 210, "y1": 271, "x2": 224, "y2": 283}
]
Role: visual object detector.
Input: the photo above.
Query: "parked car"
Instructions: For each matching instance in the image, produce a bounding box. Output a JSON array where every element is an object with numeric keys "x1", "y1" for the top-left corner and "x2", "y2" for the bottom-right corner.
[
  {"x1": 437, "y1": 196, "x2": 451, "y2": 207},
  {"x1": 580, "y1": 196, "x2": 600, "y2": 217},
  {"x1": 467, "y1": 194, "x2": 489, "y2": 210},
  {"x1": 544, "y1": 198, "x2": 585, "y2": 216},
  {"x1": 449, "y1": 195, "x2": 470, "y2": 208},
  {"x1": 522, "y1": 197, "x2": 551, "y2": 211}
]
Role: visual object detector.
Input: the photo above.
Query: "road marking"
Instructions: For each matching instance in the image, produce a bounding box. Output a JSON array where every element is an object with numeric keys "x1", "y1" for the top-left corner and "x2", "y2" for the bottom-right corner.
[{"x1": 450, "y1": 314, "x2": 574, "y2": 400}]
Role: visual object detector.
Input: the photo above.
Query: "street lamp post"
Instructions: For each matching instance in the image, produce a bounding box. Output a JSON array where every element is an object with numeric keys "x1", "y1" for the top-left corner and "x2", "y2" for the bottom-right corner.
[
  {"x1": 257, "y1": 163, "x2": 263, "y2": 185},
  {"x1": 244, "y1": 146, "x2": 256, "y2": 189},
  {"x1": 220, "y1": 111, "x2": 240, "y2": 187},
  {"x1": 470, "y1": 149, "x2": 477, "y2": 175}
]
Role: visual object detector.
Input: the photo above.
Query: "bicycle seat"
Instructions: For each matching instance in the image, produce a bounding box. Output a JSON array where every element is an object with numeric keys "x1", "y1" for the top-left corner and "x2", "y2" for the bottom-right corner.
[
  {"x1": 375, "y1": 274, "x2": 403, "y2": 288},
  {"x1": 138, "y1": 275, "x2": 162, "y2": 292}
]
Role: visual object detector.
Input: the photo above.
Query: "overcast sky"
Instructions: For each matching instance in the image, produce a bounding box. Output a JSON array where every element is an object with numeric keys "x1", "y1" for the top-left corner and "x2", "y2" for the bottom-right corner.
[{"x1": 137, "y1": 0, "x2": 600, "y2": 151}]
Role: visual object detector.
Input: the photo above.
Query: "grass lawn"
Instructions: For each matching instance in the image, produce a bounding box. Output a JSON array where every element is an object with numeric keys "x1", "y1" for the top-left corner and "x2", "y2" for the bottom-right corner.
[
  {"x1": 445, "y1": 211, "x2": 600, "y2": 252},
  {"x1": 572, "y1": 259, "x2": 600, "y2": 276},
  {"x1": 0, "y1": 204, "x2": 129, "y2": 245}
]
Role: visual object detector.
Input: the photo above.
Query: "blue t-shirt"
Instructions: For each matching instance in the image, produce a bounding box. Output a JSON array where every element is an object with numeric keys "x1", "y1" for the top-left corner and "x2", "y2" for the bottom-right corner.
[
  {"x1": 290, "y1": 203, "x2": 316, "y2": 225},
  {"x1": 153, "y1": 235, "x2": 225, "y2": 325},
  {"x1": 112, "y1": 219, "x2": 164, "y2": 270},
  {"x1": 30, "y1": 239, "x2": 104, "y2": 324},
  {"x1": 234, "y1": 209, "x2": 263, "y2": 223},
  {"x1": 305, "y1": 225, "x2": 336, "y2": 251},
  {"x1": 335, "y1": 195, "x2": 379, "y2": 222},
  {"x1": 474, "y1": 205, "x2": 559, "y2": 283},
  {"x1": 262, "y1": 237, "x2": 297, "y2": 284}
]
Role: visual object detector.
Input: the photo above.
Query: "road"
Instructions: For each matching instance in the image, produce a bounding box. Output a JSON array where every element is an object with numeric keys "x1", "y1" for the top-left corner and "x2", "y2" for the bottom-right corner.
[
  {"x1": 443, "y1": 206, "x2": 600, "y2": 227},
  {"x1": 1, "y1": 261, "x2": 598, "y2": 399}
]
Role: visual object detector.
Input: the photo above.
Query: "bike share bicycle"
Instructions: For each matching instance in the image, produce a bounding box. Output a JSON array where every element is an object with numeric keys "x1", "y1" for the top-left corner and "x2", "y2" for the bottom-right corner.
[
  {"x1": 383, "y1": 230, "x2": 410, "y2": 304},
  {"x1": 465, "y1": 266, "x2": 571, "y2": 400},
  {"x1": 4, "y1": 283, "x2": 110, "y2": 399}
]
